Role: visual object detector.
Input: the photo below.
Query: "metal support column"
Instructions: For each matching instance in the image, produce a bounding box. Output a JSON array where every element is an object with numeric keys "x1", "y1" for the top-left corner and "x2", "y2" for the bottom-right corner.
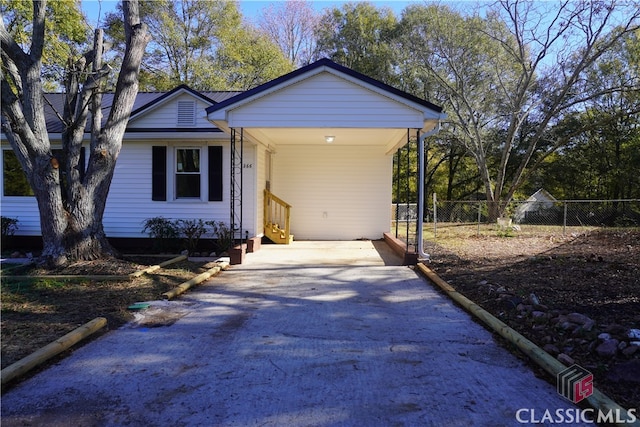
[
  {"x1": 394, "y1": 148, "x2": 401, "y2": 238},
  {"x1": 230, "y1": 128, "x2": 244, "y2": 244},
  {"x1": 405, "y1": 129, "x2": 411, "y2": 251}
]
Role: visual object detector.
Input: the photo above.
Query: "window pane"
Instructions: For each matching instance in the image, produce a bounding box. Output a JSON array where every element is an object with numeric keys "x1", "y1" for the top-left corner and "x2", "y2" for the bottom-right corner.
[
  {"x1": 176, "y1": 149, "x2": 200, "y2": 173},
  {"x1": 176, "y1": 174, "x2": 200, "y2": 198},
  {"x1": 3, "y1": 150, "x2": 34, "y2": 196}
]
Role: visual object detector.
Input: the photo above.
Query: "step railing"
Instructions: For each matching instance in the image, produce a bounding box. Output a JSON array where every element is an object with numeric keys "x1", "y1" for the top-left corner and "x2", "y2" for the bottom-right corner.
[{"x1": 264, "y1": 189, "x2": 292, "y2": 244}]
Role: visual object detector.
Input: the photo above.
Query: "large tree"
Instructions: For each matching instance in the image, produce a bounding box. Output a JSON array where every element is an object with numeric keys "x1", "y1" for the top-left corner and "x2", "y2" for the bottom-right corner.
[
  {"x1": 314, "y1": 2, "x2": 398, "y2": 84},
  {"x1": 532, "y1": 29, "x2": 640, "y2": 200},
  {"x1": 0, "y1": 0, "x2": 87, "y2": 90},
  {"x1": 1, "y1": 0, "x2": 150, "y2": 266},
  {"x1": 104, "y1": 0, "x2": 292, "y2": 91},
  {"x1": 258, "y1": 0, "x2": 318, "y2": 67},
  {"x1": 397, "y1": 1, "x2": 640, "y2": 218}
]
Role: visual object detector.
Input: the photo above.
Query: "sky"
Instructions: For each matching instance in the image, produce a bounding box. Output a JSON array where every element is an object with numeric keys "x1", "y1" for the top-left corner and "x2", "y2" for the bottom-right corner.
[{"x1": 80, "y1": 0, "x2": 437, "y2": 27}]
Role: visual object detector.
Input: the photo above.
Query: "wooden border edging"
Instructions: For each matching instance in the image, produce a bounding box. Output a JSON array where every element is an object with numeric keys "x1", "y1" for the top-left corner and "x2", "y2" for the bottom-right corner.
[
  {"x1": 1, "y1": 317, "x2": 107, "y2": 387},
  {"x1": 415, "y1": 263, "x2": 639, "y2": 427},
  {"x1": 162, "y1": 262, "x2": 229, "y2": 300},
  {"x1": 130, "y1": 255, "x2": 188, "y2": 278},
  {"x1": 383, "y1": 232, "x2": 418, "y2": 265}
]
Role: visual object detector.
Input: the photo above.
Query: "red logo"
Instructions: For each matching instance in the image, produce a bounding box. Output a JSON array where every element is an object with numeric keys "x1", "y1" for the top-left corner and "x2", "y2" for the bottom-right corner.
[{"x1": 557, "y1": 364, "x2": 594, "y2": 403}]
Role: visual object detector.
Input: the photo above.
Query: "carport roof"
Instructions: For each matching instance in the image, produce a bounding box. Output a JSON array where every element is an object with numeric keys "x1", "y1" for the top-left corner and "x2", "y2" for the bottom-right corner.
[{"x1": 206, "y1": 58, "x2": 444, "y2": 116}]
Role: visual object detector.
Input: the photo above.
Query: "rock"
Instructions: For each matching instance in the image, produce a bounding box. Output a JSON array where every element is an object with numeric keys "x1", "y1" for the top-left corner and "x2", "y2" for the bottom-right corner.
[
  {"x1": 528, "y1": 293, "x2": 540, "y2": 305},
  {"x1": 571, "y1": 325, "x2": 590, "y2": 337},
  {"x1": 557, "y1": 353, "x2": 575, "y2": 365},
  {"x1": 531, "y1": 311, "x2": 548, "y2": 323},
  {"x1": 180, "y1": 249, "x2": 189, "y2": 256},
  {"x1": 478, "y1": 280, "x2": 488, "y2": 286},
  {"x1": 598, "y1": 332, "x2": 612, "y2": 341},
  {"x1": 543, "y1": 344, "x2": 560, "y2": 355},
  {"x1": 582, "y1": 320, "x2": 595, "y2": 331},
  {"x1": 558, "y1": 321, "x2": 574, "y2": 331},
  {"x1": 622, "y1": 345, "x2": 639, "y2": 357},
  {"x1": 595, "y1": 339, "x2": 620, "y2": 358},
  {"x1": 567, "y1": 312, "x2": 592, "y2": 325},
  {"x1": 503, "y1": 296, "x2": 523, "y2": 309},
  {"x1": 628, "y1": 329, "x2": 640, "y2": 340},
  {"x1": 209, "y1": 252, "x2": 217, "y2": 257},
  {"x1": 605, "y1": 359, "x2": 640, "y2": 384}
]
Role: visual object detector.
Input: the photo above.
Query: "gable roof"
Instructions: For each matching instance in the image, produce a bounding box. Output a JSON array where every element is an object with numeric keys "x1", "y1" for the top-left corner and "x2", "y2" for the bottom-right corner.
[
  {"x1": 25, "y1": 86, "x2": 240, "y2": 134},
  {"x1": 206, "y1": 58, "x2": 443, "y2": 117},
  {"x1": 128, "y1": 84, "x2": 239, "y2": 122}
]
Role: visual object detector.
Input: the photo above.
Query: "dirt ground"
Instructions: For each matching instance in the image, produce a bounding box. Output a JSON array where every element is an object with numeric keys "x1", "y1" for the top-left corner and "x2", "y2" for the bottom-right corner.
[
  {"x1": 2, "y1": 230, "x2": 639, "y2": 411},
  {"x1": 0, "y1": 257, "x2": 212, "y2": 371},
  {"x1": 426, "y1": 229, "x2": 640, "y2": 411}
]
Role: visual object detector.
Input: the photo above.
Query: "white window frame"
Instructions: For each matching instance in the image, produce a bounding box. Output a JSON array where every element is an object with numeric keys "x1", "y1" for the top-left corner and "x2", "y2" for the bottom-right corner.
[{"x1": 169, "y1": 145, "x2": 208, "y2": 202}]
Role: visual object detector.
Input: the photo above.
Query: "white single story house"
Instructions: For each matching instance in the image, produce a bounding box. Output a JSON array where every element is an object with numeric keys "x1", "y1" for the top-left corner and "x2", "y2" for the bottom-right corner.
[{"x1": 1, "y1": 58, "x2": 444, "y2": 249}]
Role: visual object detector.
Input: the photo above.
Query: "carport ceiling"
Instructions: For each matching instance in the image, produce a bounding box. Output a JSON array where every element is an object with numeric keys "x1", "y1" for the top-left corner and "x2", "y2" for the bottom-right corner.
[{"x1": 245, "y1": 127, "x2": 409, "y2": 148}]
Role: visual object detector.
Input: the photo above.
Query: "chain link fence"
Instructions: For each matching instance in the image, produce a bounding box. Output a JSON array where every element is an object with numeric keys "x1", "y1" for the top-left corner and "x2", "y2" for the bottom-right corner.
[{"x1": 392, "y1": 198, "x2": 640, "y2": 250}]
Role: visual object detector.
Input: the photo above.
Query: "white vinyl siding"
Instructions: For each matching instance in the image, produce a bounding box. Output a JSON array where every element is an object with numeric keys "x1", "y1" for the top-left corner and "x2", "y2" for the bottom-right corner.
[
  {"x1": 228, "y1": 72, "x2": 423, "y2": 129},
  {"x1": 273, "y1": 144, "x2": 392, "y2": 240},
  {"x1": 101, "y1": 141, "x2": 248, "y2": 238},
  {"x1": 129, "y1": 93, "x2": 212, "y2": 129}
]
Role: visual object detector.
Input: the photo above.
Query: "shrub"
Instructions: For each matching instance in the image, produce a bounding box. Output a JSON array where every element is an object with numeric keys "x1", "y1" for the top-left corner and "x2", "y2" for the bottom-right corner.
[
  {"x1": 142, "y1": 217, "x2": 179, "y2": 252},
  {"x1": 1, "y1": 216, "x2": 19, "y2": 240},
  {"x1": 175, "y1": 219, "x2": 208, "y2": 255},
  {"x1": 207, "y1": 221, "x2": 234, "y2": 255}
]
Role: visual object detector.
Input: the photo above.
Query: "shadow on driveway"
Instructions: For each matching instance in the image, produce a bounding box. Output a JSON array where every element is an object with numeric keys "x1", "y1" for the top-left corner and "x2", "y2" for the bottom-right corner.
[{"x1": 1, "y1": 240, "x2": 584, "y2": 426}]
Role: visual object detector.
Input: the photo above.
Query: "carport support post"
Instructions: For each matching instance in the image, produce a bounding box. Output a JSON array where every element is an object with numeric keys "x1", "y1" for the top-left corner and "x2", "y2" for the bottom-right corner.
[
  {"x1": 394, "y1": 149, "x2": 401, "y2": 239},
  {"x1": 230, "y1": 128, "x2": 245, "y2": 264}
]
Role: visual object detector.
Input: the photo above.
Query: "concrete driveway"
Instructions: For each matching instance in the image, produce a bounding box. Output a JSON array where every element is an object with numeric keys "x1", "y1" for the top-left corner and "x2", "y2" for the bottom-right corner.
[{"x1": 1, "y1": 240, "x2": 584, "y2": 426}]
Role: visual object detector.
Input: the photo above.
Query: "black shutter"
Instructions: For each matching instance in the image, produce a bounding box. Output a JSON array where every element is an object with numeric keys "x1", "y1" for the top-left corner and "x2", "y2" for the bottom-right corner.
[
  {"x1": 152, "y1": 146, "x2": 167, "y2": 201},
  {"x1": 208, "y1": 146, "x2": 223, "y2": 201}
]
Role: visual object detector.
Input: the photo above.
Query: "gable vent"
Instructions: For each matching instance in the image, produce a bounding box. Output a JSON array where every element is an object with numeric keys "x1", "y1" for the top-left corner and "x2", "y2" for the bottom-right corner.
[{"x1": 177, "y1": 100, "x2": 196, "y2": 126}]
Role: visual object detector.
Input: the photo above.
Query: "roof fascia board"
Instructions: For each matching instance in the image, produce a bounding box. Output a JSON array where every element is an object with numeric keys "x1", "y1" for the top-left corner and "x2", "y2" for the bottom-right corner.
[{"x1": 2, "y1": 131, "x2": 227, "y2": 143}]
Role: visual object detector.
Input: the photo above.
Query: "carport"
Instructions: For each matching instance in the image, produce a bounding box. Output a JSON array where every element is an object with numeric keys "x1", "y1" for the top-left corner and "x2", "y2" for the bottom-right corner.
[{"x1": 206, "y1": 58, "x2": 445, "y2": 243}]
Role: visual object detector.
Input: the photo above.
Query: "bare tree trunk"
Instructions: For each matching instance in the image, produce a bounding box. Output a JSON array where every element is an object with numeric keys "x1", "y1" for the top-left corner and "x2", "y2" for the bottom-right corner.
[{"x1": 1, "y1": 0, "x2": 150, "y2": 266}]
